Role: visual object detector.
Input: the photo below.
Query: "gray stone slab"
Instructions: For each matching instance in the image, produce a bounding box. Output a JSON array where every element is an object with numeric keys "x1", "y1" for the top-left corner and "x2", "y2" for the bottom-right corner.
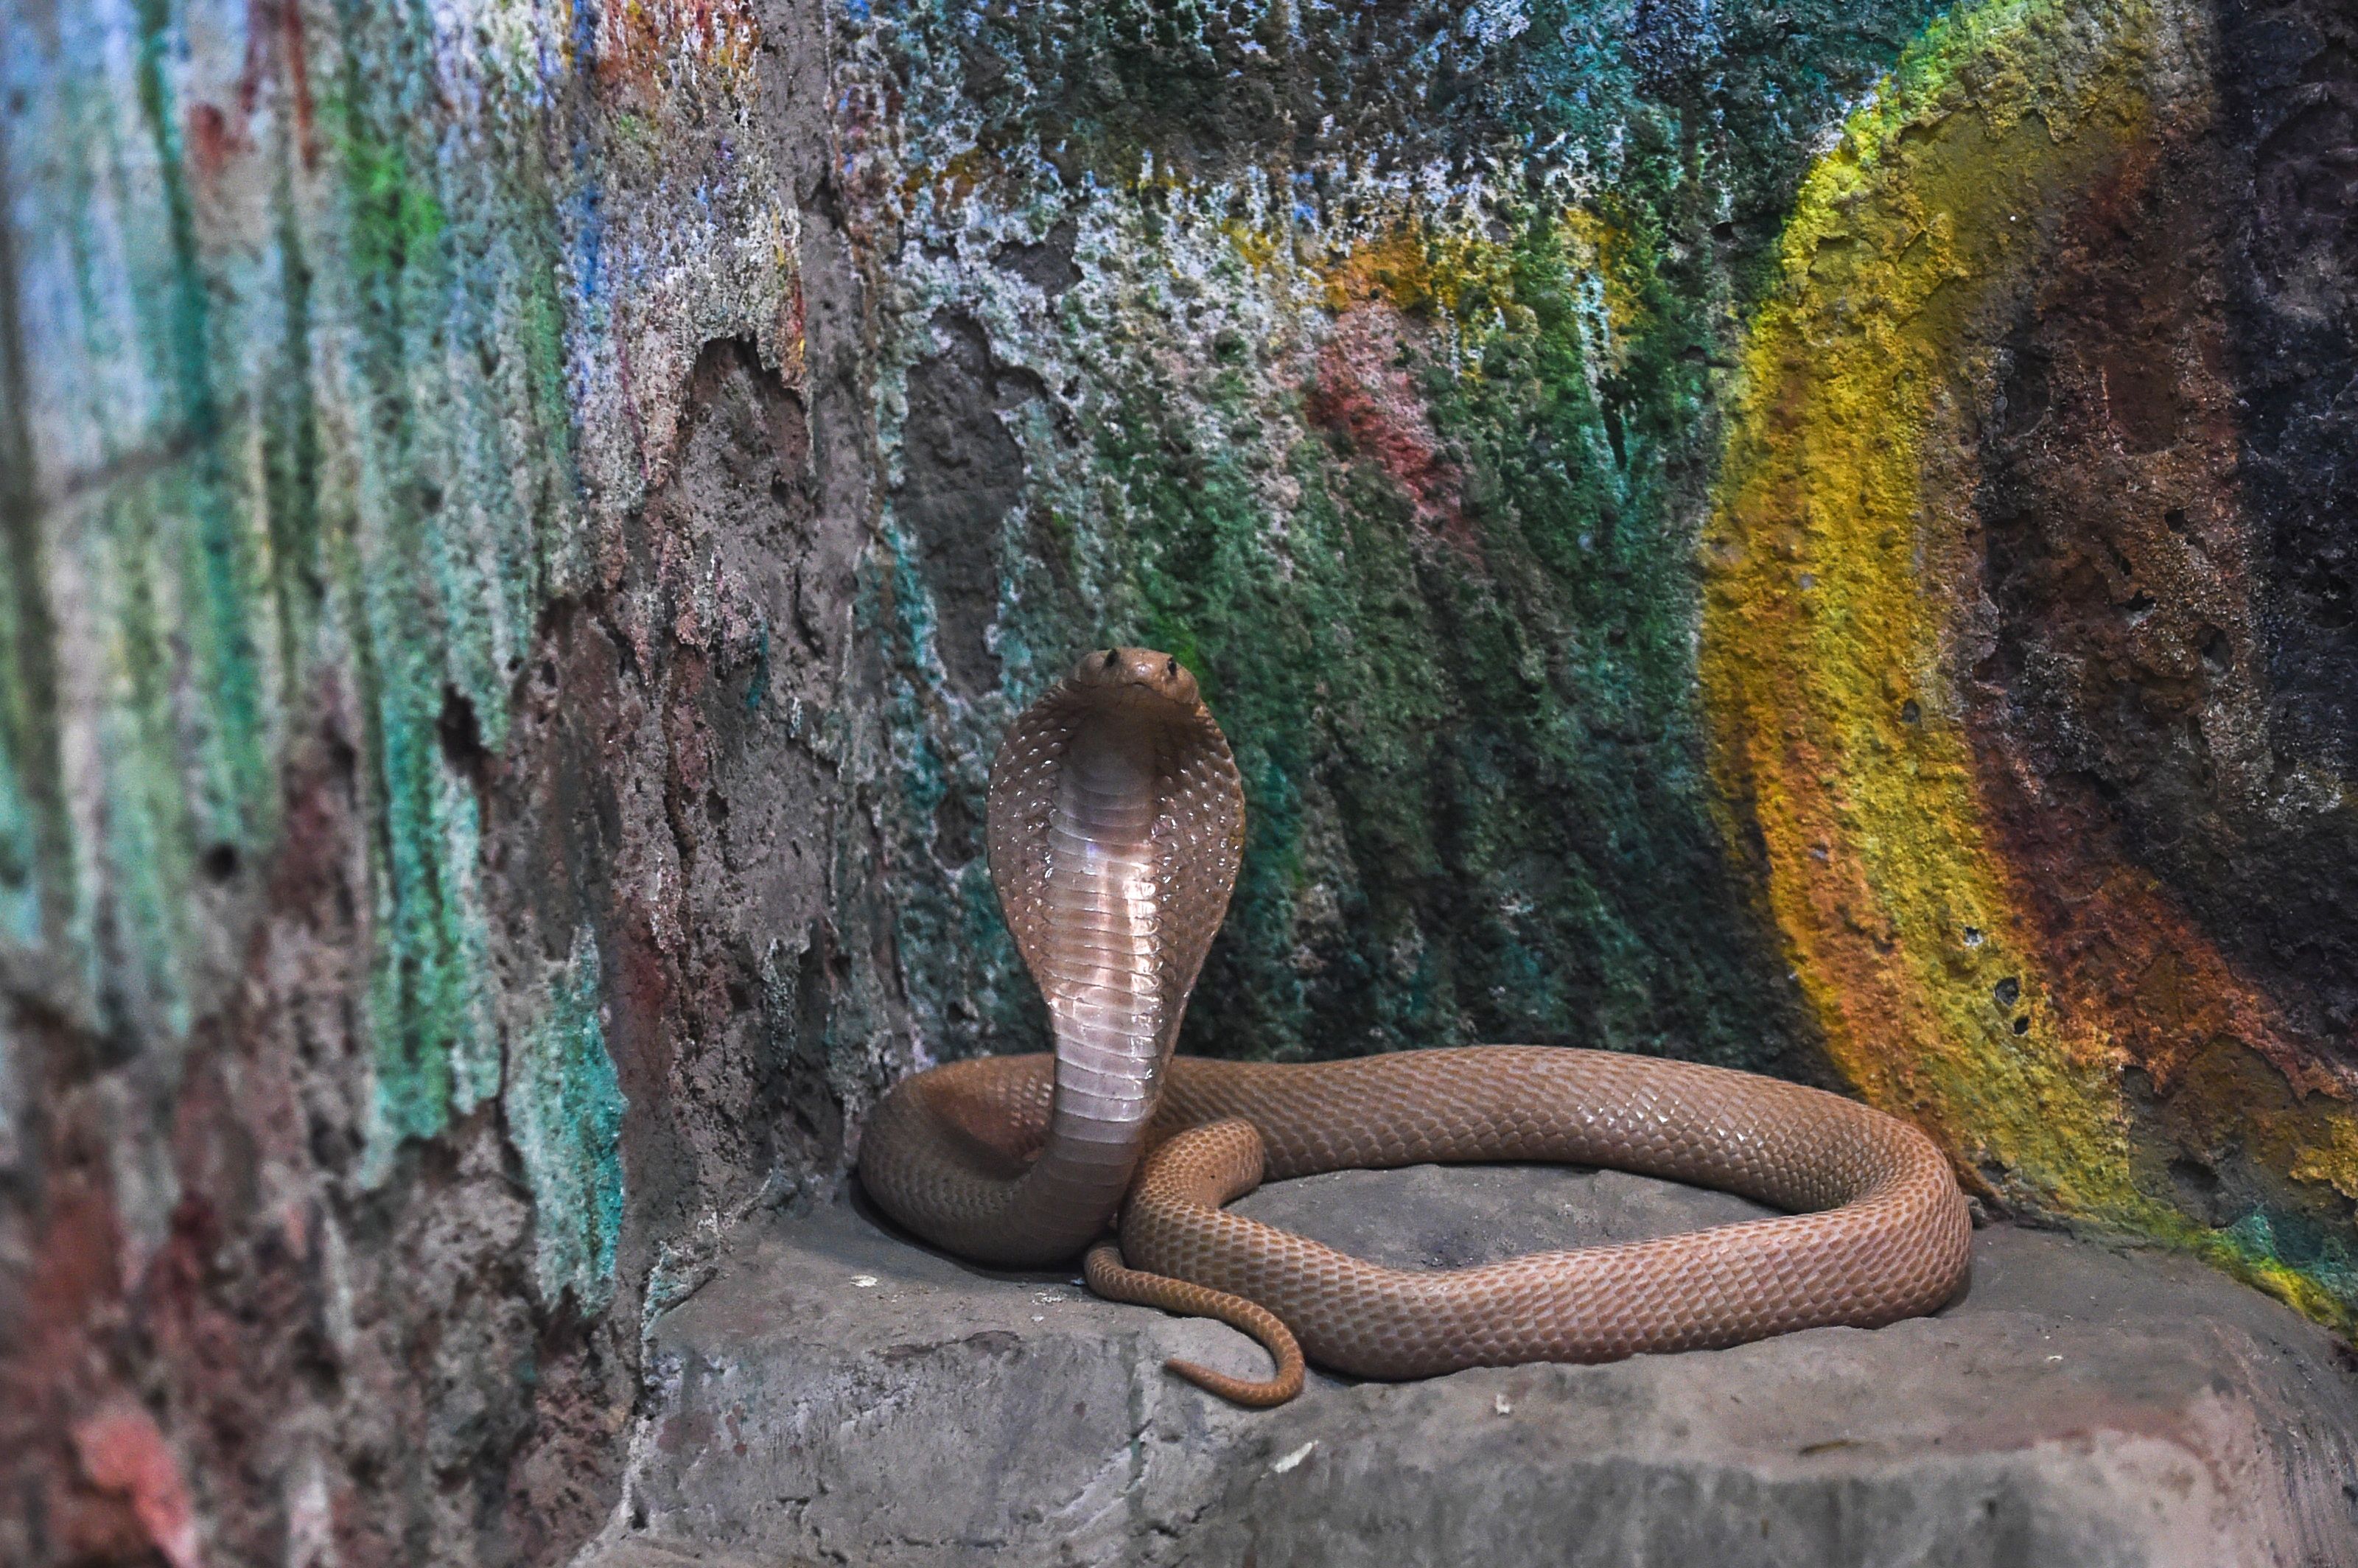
[{"x1": 584, "y1": 1164, "x2": 2358, "y2": 1568}]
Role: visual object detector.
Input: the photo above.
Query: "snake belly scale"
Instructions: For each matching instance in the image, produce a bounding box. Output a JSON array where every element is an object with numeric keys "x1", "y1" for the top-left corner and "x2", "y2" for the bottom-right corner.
[{"x1": 858, "y1": 648, "x2": 1973, "y2": 1405}]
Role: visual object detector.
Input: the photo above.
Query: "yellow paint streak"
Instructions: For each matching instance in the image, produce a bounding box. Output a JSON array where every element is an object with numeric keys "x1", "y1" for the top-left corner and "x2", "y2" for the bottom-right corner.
[
  {"x1": 1312, "y1": 210, "x2": 1640, "y2": 391},
  {"x1": 1318, "y1": 226, "x2": 1432, "y2": 310},
  {"x1": 1219, "y1": 217, "x2": 1287, "y2": 274},
  {"x1": 1558, "y1": 206, "x2": 1650, "y2": 363},
  {"x1": 2291, "y1": 1121, "x2": 2358, "y2": 1205},
  {"x1": 1702, "y1": 0, "x2": 2188, "y2": 1225}
]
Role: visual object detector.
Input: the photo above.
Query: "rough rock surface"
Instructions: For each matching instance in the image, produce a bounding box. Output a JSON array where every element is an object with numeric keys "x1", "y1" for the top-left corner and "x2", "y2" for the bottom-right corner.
[
  {"x1": 12, "y1": 1, "x2": 2358, "y2": 1561},
  {"x1": 584, "y1": 1165, "x2": 2358, "y2": 1568}
]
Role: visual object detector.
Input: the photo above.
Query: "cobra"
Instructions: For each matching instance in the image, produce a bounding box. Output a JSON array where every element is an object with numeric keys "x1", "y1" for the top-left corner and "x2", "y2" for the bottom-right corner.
[{"x1": 858, "y1": 648, "x2": 1973, "y2": 1405}]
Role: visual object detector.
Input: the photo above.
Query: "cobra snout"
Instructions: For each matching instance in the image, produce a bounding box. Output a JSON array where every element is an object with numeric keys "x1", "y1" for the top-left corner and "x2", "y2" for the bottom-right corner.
[{"x1": 1069, "y1": 645, "x2": 1202, "y2": 710}]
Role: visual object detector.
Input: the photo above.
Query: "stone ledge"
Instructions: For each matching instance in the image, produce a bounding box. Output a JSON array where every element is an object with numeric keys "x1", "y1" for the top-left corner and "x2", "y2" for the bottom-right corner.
[{"x1": 585, "y1": 1165, "x2": 2358, "y2": 1568}]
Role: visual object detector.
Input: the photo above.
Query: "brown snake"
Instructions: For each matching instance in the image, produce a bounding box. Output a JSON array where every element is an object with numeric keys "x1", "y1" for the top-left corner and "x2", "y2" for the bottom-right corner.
[{"x1": 858, "y1": 648, "x2": 1972, "y2": 1405}]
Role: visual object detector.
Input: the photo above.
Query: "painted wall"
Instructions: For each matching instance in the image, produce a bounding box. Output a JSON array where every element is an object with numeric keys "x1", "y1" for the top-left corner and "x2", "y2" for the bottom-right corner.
[{"x1": 2, "y1": 0, "x2": 2353, "y2": 1562}]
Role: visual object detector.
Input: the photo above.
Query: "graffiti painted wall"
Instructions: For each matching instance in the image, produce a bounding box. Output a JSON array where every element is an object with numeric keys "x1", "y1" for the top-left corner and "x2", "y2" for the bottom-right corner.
[{"x1": 2, "y1": 0, "x2": 2352, "y2": 1561}]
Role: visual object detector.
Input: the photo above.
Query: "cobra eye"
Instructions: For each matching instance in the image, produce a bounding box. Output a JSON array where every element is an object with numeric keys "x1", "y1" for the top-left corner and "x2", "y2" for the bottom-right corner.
[
  {"x1": 1166, "y1": 657, "x2": 1178, "y2": 679},
  {"x1": 1102, "y1": 648, "x2": 1121, "y2": 670}
]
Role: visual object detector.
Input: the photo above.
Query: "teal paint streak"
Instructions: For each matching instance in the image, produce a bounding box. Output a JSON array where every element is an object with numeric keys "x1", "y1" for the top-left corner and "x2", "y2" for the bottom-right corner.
[
  {"x1": 309, "y1": 4, "x2": 576, "y2": 1169},
  {"x1": 7, "y1": 0, "x2": 592, "y2": 1128},
  {"x1": 507, "y1": 928, "x2": 629, "y2": 1312},
  {"x1": 130, "y1": 0, "x2": 273, "y2": 867},
  {"x1": 0, "y1": 512, "x2": 39, "y2": 942},
  {"x1": 357, "y1": 643, "x2": 500, "y2": 1168},
  {"x1": 326, "y1": 32, "x2": 492, "y2": 1168},
  {"x1": 0, "y1": 744, "x2": 35, "y2": 948}
]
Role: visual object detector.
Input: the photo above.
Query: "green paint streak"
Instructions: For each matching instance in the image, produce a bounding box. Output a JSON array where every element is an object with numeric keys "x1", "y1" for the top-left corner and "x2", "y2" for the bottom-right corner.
[
  {"x1": 102, "y1": 487, "x2": 202, "y2": 1038},
  {"x1": 507, "y1": 928, "x2": 629, "y2": 1312},
  {"x1": 340, "y1": 130, "x2": 447, "y2": 297},
  {"x1": 861, "y1": 0, "x2": 1957, "y2": 1080},
  {"x1": 515, "y1": 250, "x2": 583, "y2": 618},
  {"x1": 888, "y1": 190, "x2": 1805, "y2": 1072},
  {"x1": 0, "y1": 119, "x2": 61, "y2": 954}
]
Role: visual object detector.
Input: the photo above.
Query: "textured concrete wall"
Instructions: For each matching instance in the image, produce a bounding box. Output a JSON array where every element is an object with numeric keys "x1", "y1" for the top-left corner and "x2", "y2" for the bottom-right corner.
[{"x1": 1, "y1": 0, "x2": 2354, "y2": 1563}]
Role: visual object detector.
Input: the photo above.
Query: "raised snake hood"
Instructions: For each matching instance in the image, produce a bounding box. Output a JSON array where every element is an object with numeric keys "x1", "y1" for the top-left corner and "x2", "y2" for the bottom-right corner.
[{"x1": 859, "y1": 649, "x2": 1246, "y2": 1266}]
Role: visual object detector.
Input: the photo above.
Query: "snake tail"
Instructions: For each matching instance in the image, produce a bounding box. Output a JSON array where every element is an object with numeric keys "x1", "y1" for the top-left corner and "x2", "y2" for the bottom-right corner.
[{"x1": 1085, "y1": 1239, "x2": 1307, "y2": 1407}]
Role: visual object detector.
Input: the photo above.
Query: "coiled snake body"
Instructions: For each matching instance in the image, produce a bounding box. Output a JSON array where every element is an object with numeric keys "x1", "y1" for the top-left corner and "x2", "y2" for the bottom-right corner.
[{"x1": 860, "y1": 649, "x2": 1971, "y2": 1404}]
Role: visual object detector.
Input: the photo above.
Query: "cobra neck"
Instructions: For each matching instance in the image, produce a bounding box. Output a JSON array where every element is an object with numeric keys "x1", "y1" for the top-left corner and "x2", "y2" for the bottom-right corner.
[{"x1": 1010, "y1": 706, "x2": 1169, "y2": 1255}]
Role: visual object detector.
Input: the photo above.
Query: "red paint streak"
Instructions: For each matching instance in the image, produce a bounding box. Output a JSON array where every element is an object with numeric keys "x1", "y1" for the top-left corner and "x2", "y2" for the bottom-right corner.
[
  {"x1": 777, "y1": 276, "x2": 808, "y2": 386},
  {"x1": 1306, "y1": 307, "x2": 1475, "y2": 555},
  {"x1": 281, "y1": 0, "x2": 316, "y2": 167},
  {"x1": 72, "y1": 1404, "x2": 202, "y2": 1568},
  {"x1": 595, "y1": 0, "x2": 754, "y2": 94},
  {"x1": 1958, "y1": 127, "x2": 2352, "y2": 1107},
  {"x1": 186, "y1": 103, "x2": 239, "y2": 183},
  {"x1": 242, "y1": 0, "x2": 317, "y2": 169},
  {"x1": 0, "y1": 1085, "x2": 161, "y2": 1564},
  {"x1": 663, "y1": 651, "x2": 715, "y2": 795},
  {"x1": 613, "y1": 908, "x2": 679, "y2": 1082},
  {"x1": 22, "y1": 1178, "x2": 122, "y2": 1350}
]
